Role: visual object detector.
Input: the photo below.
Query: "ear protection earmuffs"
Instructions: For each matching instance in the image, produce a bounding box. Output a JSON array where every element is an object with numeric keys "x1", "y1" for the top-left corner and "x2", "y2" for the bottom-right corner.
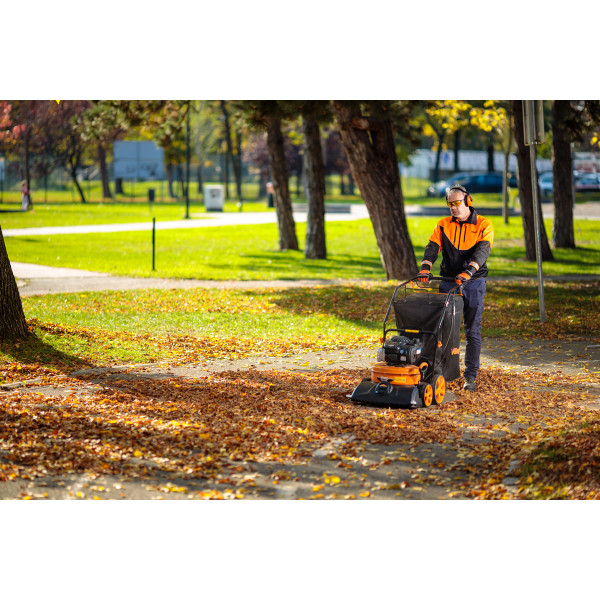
[{"x1": 446, "y1": 185, "x2": 472, "y2": 207}]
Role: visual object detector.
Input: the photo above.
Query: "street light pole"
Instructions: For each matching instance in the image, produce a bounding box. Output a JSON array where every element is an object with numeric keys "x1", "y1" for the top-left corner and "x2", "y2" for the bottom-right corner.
[{"x1": 522, "y1": 100, "x2": 546, "y2": 323}]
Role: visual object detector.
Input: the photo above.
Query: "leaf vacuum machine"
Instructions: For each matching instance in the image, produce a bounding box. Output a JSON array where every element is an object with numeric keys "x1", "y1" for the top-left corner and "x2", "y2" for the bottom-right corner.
[{"x1": 350, "y1": 276, "x2": 464, "y2": 409}]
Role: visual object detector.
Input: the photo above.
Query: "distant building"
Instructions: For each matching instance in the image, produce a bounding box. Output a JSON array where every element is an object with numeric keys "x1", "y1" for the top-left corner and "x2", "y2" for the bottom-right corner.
[{"x1": 400, "y1": 149, "x2": 554, "y2": 180}]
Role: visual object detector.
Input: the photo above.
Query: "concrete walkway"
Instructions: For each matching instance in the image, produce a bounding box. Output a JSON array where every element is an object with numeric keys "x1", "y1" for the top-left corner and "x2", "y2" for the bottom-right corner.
[
  {"x1": 12, "y1": 262, "x2": 363, "y2": 296},
  {"x1": 1, "y1": 205, "x2": 371, "y2": 237}
]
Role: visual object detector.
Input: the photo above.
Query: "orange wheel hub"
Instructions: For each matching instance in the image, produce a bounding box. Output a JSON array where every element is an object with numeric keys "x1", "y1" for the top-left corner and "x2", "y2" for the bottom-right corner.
[
  {"x1": 432, "y1": 375, "x2": 446, "y2": 405},
  {"x1": 422, "y1": 384, "x2": 433, "y2": 407}
]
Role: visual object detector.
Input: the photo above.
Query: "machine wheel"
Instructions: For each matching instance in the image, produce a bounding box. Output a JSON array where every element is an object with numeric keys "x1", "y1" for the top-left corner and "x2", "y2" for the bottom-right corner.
[
  {"x1": 432, "y1": 375, "x2": 445, "y2": 405},
  {"x1": 420, "y1": 383, "x2": 433, "y2": 407}
]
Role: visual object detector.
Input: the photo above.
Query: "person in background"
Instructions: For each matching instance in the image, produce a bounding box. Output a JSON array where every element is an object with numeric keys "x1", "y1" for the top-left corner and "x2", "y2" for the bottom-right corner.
[
  {"x1": 21, "y1": 180, "x2": 32, "y2": 211},
  {"x1": 417, "y1": 185, "x2": 494, "y2": 392}
]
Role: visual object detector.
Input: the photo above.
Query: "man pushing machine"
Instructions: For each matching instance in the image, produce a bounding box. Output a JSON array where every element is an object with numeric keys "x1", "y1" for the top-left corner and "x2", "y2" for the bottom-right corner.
[{"x1": 417, "y1": 185, "x2": 494, "y2": 392}]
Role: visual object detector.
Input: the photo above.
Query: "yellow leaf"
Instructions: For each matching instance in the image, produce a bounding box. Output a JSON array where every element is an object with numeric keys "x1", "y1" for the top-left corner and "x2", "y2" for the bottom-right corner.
[
  {"x1": 134, "y1": 450, "x2": 143, "y2": 457},
  {"x1": 312, "y1": 484, "x2": 324, "y2": 491},
  {"x1": 359, "y1": 491, "x2": 370, "y2": 497}
]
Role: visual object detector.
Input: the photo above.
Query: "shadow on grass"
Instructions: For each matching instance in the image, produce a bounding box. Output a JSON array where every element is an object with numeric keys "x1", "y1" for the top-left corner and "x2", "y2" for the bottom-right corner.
[
  {"x1": 482, "y1": 280, "x2": 600, "y2": 337},
  {"x1": 240, "y1": 283, "x2": 393, "y2": 329},
  {"x1": 222, "y1": 252, "x2": 384, "y2": 280},
  {"x1": 0, "y1": 330, "x2": 95, "y2": 376},
  {"x1": 239, "y1": 280, "x2": 600, "y2": 339},
  {"x1": 491, "y1": 245, "x2": 600, "y2": 271}
]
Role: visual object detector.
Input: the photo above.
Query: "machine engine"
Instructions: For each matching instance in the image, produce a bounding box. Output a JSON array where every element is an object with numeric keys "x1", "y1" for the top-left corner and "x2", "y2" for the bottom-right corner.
[{"x1": 378, "y1": 335, "x2": 423, "y2": 366}]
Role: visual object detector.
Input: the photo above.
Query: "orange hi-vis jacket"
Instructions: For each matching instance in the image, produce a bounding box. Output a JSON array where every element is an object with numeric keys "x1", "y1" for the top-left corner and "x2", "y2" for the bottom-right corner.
[{"x1": 421, "y1": 208, "x2": 494, "y2": 279}]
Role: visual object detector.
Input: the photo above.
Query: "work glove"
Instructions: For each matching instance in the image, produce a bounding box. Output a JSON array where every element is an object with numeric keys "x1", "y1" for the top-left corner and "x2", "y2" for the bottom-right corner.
[
  {"x1": 417, "y1": 269, "x2": 432, "y2": 283},
  {"x1": 455, "y1": 272, "x2": 472, "y2": 286}
]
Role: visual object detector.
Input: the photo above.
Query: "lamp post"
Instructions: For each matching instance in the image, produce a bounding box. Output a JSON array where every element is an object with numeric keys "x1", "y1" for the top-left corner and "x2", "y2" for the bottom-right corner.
[{"x1": 522, "y1": 100, "x2": 546, "y2": 323}]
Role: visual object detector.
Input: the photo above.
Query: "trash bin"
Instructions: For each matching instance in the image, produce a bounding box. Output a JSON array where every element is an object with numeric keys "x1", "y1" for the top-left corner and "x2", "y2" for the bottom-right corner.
[
  {"x1": 203, "y1": 184, "x2": 225, "y2": 211},
  {"x1": 148, "y1": 188, "x2": 155, "y2": 203}
]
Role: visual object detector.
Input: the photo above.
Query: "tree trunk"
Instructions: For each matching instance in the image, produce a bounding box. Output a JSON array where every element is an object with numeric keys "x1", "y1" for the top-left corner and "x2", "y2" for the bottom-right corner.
[
  {"x1": 502, "y1": 110, "x2": 513, "y2": 225},
  {"x1": 235, "y1": 130, "x2": 243, "y2": 202},
  {"x1": 432, "y1": 130, "x2": 446, "y2": 182},
  {"x1": 23, "y1": 127, "x2": 31, "y2": 195},
  {"x1": 70, "y1": 168, "x2": 86, "y2": 203},
  {"x1": 512, "y1": 100, "x2": 554, "y2": 262},
  {"x1": 68, "y1": 153, "x2": 86, "y2": 203},
  {"x1": 266, "y1": 116, "x2": 298, "y2": 251},
  {"x1": 302, "y1": 112, "x2": 326, "y2": 259},
  {"x1": 296, "y1": 161, "x2": 302, "y2": 198},
  {"x1": 219, "y1": 101, "x2": 243, "y2": 202},
  {"x1": 0, "y1": 226, "x2": 28, "y2": 340},
  {"x1": 332, "y1": 101, "x2": 416, "y2": 279},
  {"x1": 259, "y1": 171, "x2": 267, "y2": 199},
  {"x1": 453, "y1": 129, "x2": 461, "y2": 172},
  {"x1": 552, "y1": 100, "x2": 576, "y2": 248},
  {"x1": 222, "y1": 149, "x2": 230, "y2": 200},
  {"x1": 177, "y1": 165, "x2": 185, "y2": 202},
  {"x1": 98, "y1": 144, "x2": 113, "y2": 200},
  {"x1": 348, "y1": 172, "x2": 355, "y2": 195},
  {"x1": 166, "y1": 163, "x2": 177, "y2": 199},
  {"x1": 487, "y1": 136, "x2": 495, "y2": 172},
  {"x1": 197, "y1": 163, "x2": 203, "y2": 194}
]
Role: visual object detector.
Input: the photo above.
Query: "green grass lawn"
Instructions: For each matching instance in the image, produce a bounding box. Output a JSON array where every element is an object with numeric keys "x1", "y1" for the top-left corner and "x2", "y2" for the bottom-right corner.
[{"x1": 4, "y1": 217, "x2": 600, "y2": 280}]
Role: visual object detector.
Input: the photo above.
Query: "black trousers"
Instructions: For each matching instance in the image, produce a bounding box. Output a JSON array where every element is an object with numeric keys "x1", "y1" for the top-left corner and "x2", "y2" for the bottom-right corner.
[{"x1": 440, "y1": 278, "x2": 487, "y2": 379}]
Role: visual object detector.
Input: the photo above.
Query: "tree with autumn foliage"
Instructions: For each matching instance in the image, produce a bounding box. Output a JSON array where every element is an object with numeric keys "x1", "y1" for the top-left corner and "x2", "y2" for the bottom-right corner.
[
  {"x1": 53, "y1": 101, "x2": 94, "y2": 203},
  {"x1": 135, "y1": 101, "x2": 191, "y2": 201},
  {"x1": 192, "y1": 101, "x2": 221, "y2": 193},
  {"x1": 422, "y1": 100, "x2": 471, "y2": 182},
  {"x1": 1, "y1": 101, "x2": 95, "y2": 204},
  {"x1": 98, "y1": 101, "x2": 190, "y2": 200},
  {"x1": 0, "y1": 101, "x2": 57, "y2": 201},
  {"x1": 78, "y1": 101, "x2": 134, "y2": 200},
  {"x1": 469, "y1": 101, "x2": 513, "y2": 223}
]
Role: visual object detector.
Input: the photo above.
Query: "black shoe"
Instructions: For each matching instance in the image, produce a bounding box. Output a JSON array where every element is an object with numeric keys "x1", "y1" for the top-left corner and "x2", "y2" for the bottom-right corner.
[{"x1": 463, "y1": 377, "x2": 476, "y2": 392}]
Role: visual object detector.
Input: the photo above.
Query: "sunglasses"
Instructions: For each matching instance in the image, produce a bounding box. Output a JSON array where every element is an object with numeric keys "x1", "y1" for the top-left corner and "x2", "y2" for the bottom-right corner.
[{"x1": 447, "y1": 199, "x2": 463, "y2": 207}]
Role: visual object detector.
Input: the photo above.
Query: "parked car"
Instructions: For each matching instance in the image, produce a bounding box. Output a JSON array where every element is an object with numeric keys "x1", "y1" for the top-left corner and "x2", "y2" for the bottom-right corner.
[
  {"x1": 428, "y1": 171, "x2": 517, "y2": 197},
  {"x1": 426, "y1": 172, "x2": 470, "y2": 197},
  {"x1": 539, "y1": 172, "x2": 553, "y2": 199},
  {"x1": 575, "y1": 173, "x2": 600, "y2": 192}
]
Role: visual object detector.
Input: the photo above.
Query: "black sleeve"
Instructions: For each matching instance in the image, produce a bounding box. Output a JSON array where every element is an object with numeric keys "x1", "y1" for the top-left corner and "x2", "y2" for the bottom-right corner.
[
  {"x1": 420, "y1": 240, "x2": 440, "y2": 271},
  {"x1": 465, "y1": 241, "x2": 492, "y2": 276}
]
